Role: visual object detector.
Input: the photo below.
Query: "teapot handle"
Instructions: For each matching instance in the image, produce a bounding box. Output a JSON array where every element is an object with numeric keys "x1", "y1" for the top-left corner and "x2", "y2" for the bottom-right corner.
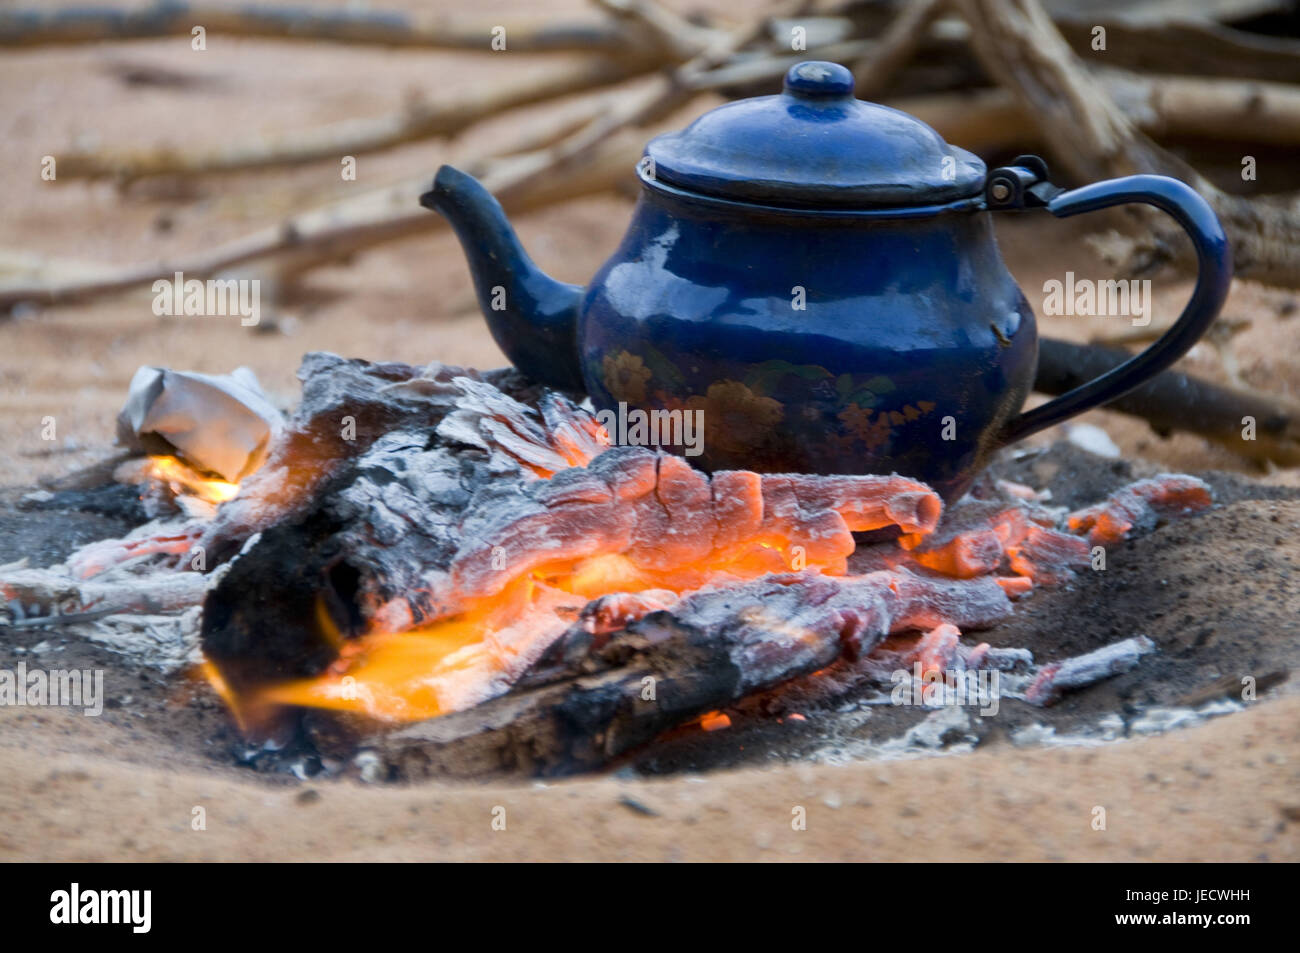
[{"x1": 990, "y1": 162, "x2": 1233, "y2": 447}]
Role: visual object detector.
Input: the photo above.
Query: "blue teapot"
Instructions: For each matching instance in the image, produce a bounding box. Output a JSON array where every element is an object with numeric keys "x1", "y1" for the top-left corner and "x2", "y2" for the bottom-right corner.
[{"x1": 422, "y1": 61, "x2": 1231, "y2": 500}]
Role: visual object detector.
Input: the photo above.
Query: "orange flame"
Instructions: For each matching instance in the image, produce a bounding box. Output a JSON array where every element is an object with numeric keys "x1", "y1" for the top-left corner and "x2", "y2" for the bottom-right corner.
[
  {"x1": 143, "y1": 455, "x2": 240, "y2": 504},
  {"x1": 219, "y1": 467, "x2": 947, "y2": 725},
  {"x1": 240, "y1": 533, "x2": 832, "y2": 724}
]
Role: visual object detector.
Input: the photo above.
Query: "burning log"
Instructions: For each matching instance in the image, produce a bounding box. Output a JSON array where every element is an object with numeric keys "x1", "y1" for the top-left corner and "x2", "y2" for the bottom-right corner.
[
  {"x1": 1, "y1": 353, "x2": 1217, "y2": 770},
  {"x1": 196, "y1": 354, "x2": 547, "y2": 564},
  {"x1": 199, "y1": 365, "x2": 599, "y2": 704},
  {"x1": 177, "y1": 359, "x2": 1213, "y2": 756},
  {"x1": 201, "y1": 420, "x2": 944, "y2": 722},
  {"x1": 311, "y1": 569, "x2": 1014, "y2": 776}
]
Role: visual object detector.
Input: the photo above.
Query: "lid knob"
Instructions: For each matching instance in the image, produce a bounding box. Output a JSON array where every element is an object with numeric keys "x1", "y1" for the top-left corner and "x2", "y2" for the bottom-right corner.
[{"x1": 783, "y1": 61, "x2": 855, "y2": 99}]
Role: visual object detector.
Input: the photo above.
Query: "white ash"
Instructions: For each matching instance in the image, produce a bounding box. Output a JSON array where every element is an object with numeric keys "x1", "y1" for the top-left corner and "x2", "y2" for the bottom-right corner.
[
  {"x1": 1024, "y1": 635, "x2": 1157, "y2": 705},
  {"x1": 1064, "y1": 422, "x2": 1122, "y2": 459},
  {"x1": 813, "y1": 706, "x2": 981, "y2": 765},
  {"x1": 75, "y1": 607, "x2": 203, "y2": 672},
  {"x1": 0, "y1": 556, "x2": 209, "y2": 625}
]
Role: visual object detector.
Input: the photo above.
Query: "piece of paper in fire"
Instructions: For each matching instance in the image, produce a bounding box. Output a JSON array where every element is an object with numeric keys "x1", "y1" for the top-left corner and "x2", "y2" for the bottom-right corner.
[{"x1": 116, "y1": 366, "x2": 284, "y2": 481}]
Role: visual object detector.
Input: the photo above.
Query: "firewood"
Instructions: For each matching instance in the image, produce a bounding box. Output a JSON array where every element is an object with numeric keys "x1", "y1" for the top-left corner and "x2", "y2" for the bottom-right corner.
[
  {"x1": 308, "y1": 569, "x2": 1015, "y2": 777},
  {"x1": 51, "y1": 55, "x2": 661, "y2": 183},
  {"x1": 894, "y1": 70, "x2": 1300, "y2": 157},
  {"x1": 1034, "y1": 338, "x2": 1300, "y2": 466},
  {"x1": 201, "y1": 413, "x2": 944, "y2": 708},
  {"x1": 1100, "y1": 71, "x2": 1300, "y2": 149},
  {"x1": 0, "y1": 4, "x2": 650, "y2": 54},
  {"x1": 0, "y1": 122, "x2": 644, "y2": 309},
  {"x1": 951, "y1": 0, "x2": 1300, "y2": 288},
  {"x1": 851, "y1": 0, "x2": 947, "y2": 99},
  {"x1": 193, "y1": 355, "x2": 1215, "y2": 754}
]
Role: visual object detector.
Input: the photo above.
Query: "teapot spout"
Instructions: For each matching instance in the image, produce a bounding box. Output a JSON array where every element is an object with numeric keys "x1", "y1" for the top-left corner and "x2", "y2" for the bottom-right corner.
[{"x1": 421, "y1": 166, "x2": 585, "y2": 392}]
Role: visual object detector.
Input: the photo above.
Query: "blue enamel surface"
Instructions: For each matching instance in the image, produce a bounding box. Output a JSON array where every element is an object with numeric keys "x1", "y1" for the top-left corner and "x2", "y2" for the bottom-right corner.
[
  {"x1": 421, "y1": 166, "x2": 585, "y2": 390},
  {"x1": 423, "y1": 62, "x2": 1232, "y2": 501},
  {"x1": 644, "y1": 61, "x2": 985, "y2": 209},
  {"x1": 578, "y1": 186, "x2": 1035, "y2": 500}
]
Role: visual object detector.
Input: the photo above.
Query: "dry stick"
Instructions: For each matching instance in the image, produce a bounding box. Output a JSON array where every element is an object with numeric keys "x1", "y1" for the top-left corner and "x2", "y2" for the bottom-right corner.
[
  {"x1": 1034, "y1": 338, "x2": 1300, "y2": 466},
  {"x1": 829, "y1": 0, "x2": 1300, "y2": 83},
  {"x1": 851, "y1": 0, "x2": 947, "y2": 99},
  {"x1": 0, "y1": 4, "x2": 815, "y2": 308},
  {"x1": 1050, "y1": 14, "x2": 1300, "y2": 84},
  {"x1": 508, "y1": 0, "x2": 820, "y2": 191},
  {"x1": 0, "y1": 4, "x2": 646, "y2": 54},
  {"x1": 893, "y1": 71, "x2": 1300, "y2": 156},
  {"x1": 49, "y1": 0, "x2": 728, "y2": 183},
  {"x1": 53, "y1": 54, "x2": 663, "y2": 183},
  {"x1": 0, "y1": 131, "x2": 644, "y2": 309},
  {"x1": 592, "y1": 0, "x2": 727, "y2": 61},
  {"x1": 1101, "y1": 70, "x2": 1300, "y2": 148},
  {"x1": 951, "y1": 0, "x2": 1300, "y2": 288}
]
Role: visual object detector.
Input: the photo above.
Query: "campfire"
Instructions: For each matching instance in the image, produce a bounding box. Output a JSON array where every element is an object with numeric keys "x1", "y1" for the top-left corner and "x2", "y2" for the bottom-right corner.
[{"x1": 1, "y1": 353, "x2": 1217, "y2": 777}]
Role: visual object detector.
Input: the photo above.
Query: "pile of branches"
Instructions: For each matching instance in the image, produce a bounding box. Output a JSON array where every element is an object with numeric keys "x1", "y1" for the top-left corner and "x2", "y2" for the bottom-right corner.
[{"x1": 4, "y1": 0, "x2": 1300, "y2": 458}]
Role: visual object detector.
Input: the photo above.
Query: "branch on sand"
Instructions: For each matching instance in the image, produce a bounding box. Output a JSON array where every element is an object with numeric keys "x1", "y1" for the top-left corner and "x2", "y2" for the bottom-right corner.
[
  {"x1": 0, "y1": 3, "x2": 653, "y2": 55},
  {"x1": 952, "y1": 0, "x2": 1300, "y2": 288}
]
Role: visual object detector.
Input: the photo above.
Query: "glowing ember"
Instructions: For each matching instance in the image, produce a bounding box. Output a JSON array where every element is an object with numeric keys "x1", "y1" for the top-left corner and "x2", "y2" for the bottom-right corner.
[
  {"x1": 187, "y1": 363, "x2": 1215, "y2": 737},
  {"x1": 233, "y1": 458, "x2": 945, "y2": 725},
  {"x1": 1067, "y1": 475, "x2": 1214, "y2": 545},
  {"x1": 913, "y1": 623, "x2": 962, "y2": 679},
  {"x1": 210, "y1": 466, "x2": 1214, "y2": 729},
  {"x1": 699, "y1": 711, "x2": 732, "y2": 732}
]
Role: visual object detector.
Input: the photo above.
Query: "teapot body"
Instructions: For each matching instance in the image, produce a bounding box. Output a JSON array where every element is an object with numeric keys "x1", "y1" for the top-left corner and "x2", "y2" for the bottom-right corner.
[
  {"x1": 579, "y1": 185, "x2": 1036, "y2": 500},
  {"x1": 424, "y1": 61, "x2": 1229, "y2": 501}
]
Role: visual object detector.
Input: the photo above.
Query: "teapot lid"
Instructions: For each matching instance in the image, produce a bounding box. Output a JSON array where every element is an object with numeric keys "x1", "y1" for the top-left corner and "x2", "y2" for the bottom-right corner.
[{"x1": 644, "y1": 61, "x2": 985, "y2": 209}]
